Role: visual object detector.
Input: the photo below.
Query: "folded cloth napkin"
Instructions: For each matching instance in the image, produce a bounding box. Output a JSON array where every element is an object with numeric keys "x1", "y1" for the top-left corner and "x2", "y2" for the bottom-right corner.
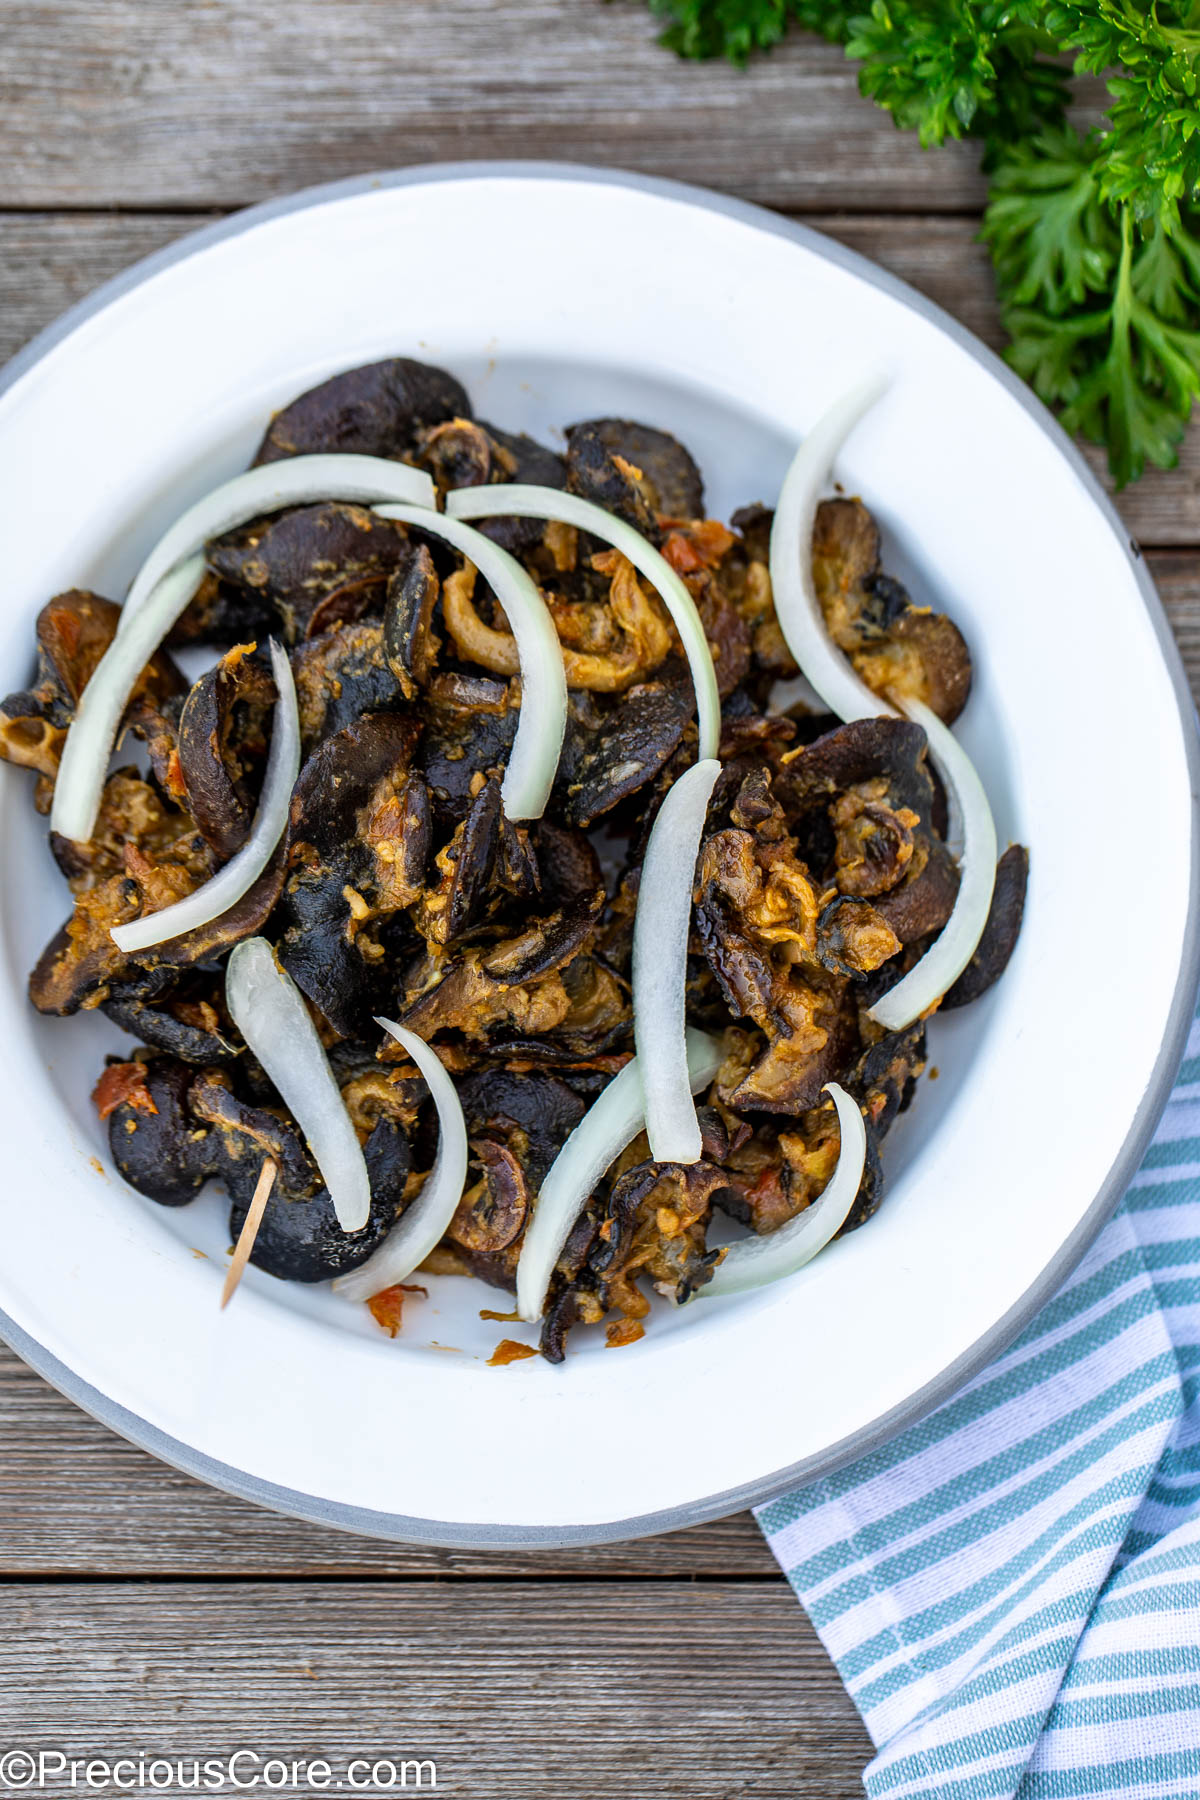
[{"x1": 756, "y1": 1003, "x2": 1200, "y2": 1799}]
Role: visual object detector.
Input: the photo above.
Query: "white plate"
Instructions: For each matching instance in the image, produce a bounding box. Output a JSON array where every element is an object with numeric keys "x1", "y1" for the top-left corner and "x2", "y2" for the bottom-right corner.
[{"x1": 1, "y1": 165, "x2": 1197, "y2": 1547}]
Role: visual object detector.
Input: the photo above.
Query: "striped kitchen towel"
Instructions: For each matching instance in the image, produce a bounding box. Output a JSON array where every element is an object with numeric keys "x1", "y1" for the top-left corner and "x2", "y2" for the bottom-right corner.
[{"x1": 756, "y1": 1002, "x2": 1200, "y2": 1799}]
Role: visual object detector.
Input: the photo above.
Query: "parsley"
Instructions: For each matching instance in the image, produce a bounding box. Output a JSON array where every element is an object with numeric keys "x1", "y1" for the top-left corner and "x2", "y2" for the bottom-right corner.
[{"x1": 643, "y1": 0, "x2": 1200, "y2": 485}]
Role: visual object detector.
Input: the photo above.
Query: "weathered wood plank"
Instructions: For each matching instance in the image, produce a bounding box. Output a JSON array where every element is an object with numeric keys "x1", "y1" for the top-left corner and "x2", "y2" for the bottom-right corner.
[
  {"x1": 3, "y1": 210, "x2": 1198, "y2": 545},
  {"x1": 1155, "y1": 553, "x2": 1200, "y2": 687},
  {"x1": 0, "y1": 1582, "x2": 873, "y2": 1797},
  {"x1": 0, "y1": 0, "x2": 983, "y2": 213},
  {"x1": 0, "y1": 1344, "x2": 776, "y2": 1575}
]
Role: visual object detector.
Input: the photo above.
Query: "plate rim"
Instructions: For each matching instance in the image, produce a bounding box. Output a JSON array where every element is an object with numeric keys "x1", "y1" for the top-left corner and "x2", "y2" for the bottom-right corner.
[{"x1": 3, "y1": 158, "x2": 1198, "y2": 1549}]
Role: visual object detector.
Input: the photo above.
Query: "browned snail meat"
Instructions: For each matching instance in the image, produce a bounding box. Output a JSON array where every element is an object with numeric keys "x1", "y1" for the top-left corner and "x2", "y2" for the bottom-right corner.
[
  {"x1": 253, "y1": 357, "x2": 471, "y2": 466},
  {"x1": 383, "y1": 543, "x2": 441, "y2": 699},
  {"x1": 424, "y1": 1069, "x2": 591, "y2": 1294},
  {"x1": 779, "y1": 716, "x2": 960, "y2": 946},
  {"x1": 1, "y1": 591, "x2": 186, "y2": 787},
  {"x1": 566, "y1": 418, "x2": 704, "y2": 524},
  {"x1": 440, "y1": 1138, "x2": 531, "y2": 1291},
  {"x1": 540, "y1": 1153, "x2": 732, "y2": 1362},
  {"x1": 206, "y1": 502, "x2": 415, "y2": 642},
  {"x1": 398, "y1": 892, "x2": 604, "y2": 1045},
  {"x1": 464, "y1": 421, "x2": 570, "y2": 558},
  {"x1": 459, "y1": 1068, "x2": 588, "y2": 1188},
  {"x1": 688, "y1": 557, "x2": 753, "y2": 699},
  {"x1": 288, "y1": 711, "x2": 423, "y2": 860},
  {"x1": 564, "y1": 420, "x2": 661, "y2": 540},
  {"x1": 710, "y1": 1106, "x2": 842, "y2": 1237},
  {"x1": 291, "y1": 618, "x2": 405, "y2": 750},
  {"x1": 102, "y1": 973, "x2": 239, "y2": 1064},
  {"x1": 103, "y1": 1054, "x2": 213, "y2": 1207},
  {"x1": 816, "y1": 895, "x2": 903, "y2": 978},
  {"x1": 277, "y1": 713, "x2": 425, "y2": 1037},
  {"x1": 707, "y1": 1020, "x2": 922, "y2": 1249},
  {"x1": 417, "y1": 417, "x2": 495, "y2": 492},
  {"x1": 414, "y1": 774, "x2": 507, "y2": 948},
  {"x1": 416, "y1": 672, "x2": 518, "y2": 828},
  {"x1": 176, "y1": 644, "x2": 277, "y2": 858},
  {"x1": 5, "y1": 355, "x2": 1027, "y2": 1353},
  {"x1": 778, "y1": 714, "x2": 932, "y2": 818},
  {"x1": 552, "y1": 684, "x2": 691, "y2": 828},
  {"x1": 169, "y1": 567, "x2": 280, "y2": 648},
  {"x1": 416, "y1": 416, "x2": 566, "y2": 555},
  {"x1": 449, "y1": 1139, "x2": 529, "y2": 1255},
  {"x1": 30, "y1": 813, "x2": 285, "y2": 1018},
  {"x1": 30, "y1": 777, "x2": 212, "y2": 1016},
  {"x1": 108, "y1": 1055, "x2": 407, "y2": 1280},
  {"x1": 693, "y1": 763, "x2": 870, "y2": 1114},
  {"x1": 942, "y1": 844, "x2": 1029, "y2": 1009},
  {"x1": 811, "y1": 499, "x2": 972, "y2": 724},
  {"x1": 49, "y1": 769, "x2": 202, "y2": 890}
]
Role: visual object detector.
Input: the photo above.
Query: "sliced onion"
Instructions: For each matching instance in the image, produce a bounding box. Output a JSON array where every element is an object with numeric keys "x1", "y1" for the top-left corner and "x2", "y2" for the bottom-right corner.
[
  {"x1": 767, "y1": 377, "x2": 1000, "y2": 1026},
  {"x1": 515, "y1": 1029, "x2": 724, "y2": 1325},
  {"x1": 373, "y1": 503, "x2": 567, "y2": 821},
  {"x1": 768, "y1": 371, "x2": 892, "y2": 724},
  {"x1": 868, "y1": 696, "x2": 997, "y2": 1029},
  {"x1": 334, "y1": 1019, "x2": 470, "y2": 1302},
  {"x1": 634, "y1": 757, "x2": 721, "y2": 1164},
  {"x1": 445, "y1": 484, "x2": 722, "y2": 761},
  {"x1": 50, "y1": 553, "x2": 207, "y2": 845},
  {"x1": 224, "y1": 936, "x2": 370, "y2": 1233},
  {"x1": 110, "y1": 640, "x2": 300, "y2": 953},
  {"x1": 700, "y1": 1083, "x2": 865, "y2": 1299},
  {"x1": 117, "y1": 454, "x2": 436, "y2": 633}
]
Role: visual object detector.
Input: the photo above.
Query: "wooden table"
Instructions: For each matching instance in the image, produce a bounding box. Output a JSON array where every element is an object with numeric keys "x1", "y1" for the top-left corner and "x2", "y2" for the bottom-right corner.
[{"x1": 2, "y1": 6, "x2": 1197, "y2": 1794}]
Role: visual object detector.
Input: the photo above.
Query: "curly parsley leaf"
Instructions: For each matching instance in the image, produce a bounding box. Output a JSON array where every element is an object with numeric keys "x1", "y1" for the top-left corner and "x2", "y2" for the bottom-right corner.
[
  {"x1": 846, "y1": 2, "x2": 1067, "y2": 150},
  {"x1": 642, "y1": 0, "x2": 1200, "y2": 482},
  {"x1": 986, "y1": 131, "x2": 1200, "y2": 484},
  {"x1": 982, "y1": 129, "x2": 1112, "y2": 312},
  {"x1": 1043, "y1": 2, "x2": 1200, "y2": 226},
  {"x1": 646, "y1": 0, "x2": 853, "y2": 63}
]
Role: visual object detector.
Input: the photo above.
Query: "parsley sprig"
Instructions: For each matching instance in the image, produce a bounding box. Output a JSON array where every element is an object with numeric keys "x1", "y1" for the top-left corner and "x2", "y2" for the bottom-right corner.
[{"x1": 644, "y1": 0, "x2": 1200, "y2": 485}]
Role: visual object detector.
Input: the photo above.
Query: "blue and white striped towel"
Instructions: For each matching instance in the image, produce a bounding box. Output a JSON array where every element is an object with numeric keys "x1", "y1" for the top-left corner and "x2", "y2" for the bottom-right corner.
[{"x1": 756, "y1": 1002, "x2": 1200, "y2": 1798}]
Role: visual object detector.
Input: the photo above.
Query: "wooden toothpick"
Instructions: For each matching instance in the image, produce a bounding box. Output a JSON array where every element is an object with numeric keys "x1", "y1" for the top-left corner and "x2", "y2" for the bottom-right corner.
[{"x1": 220, "y1": 1158, "x2": 278, "y2": 1310}]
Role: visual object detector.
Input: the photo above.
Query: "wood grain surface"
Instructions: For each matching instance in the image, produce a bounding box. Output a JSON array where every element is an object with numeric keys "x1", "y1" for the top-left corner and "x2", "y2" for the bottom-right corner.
[
  {"x1": 3, "y1": 5, "x2": 1199, "y2": 1794},
  {"x1": 0, "y1": 0, "x2": 984, "y2": 212},
  {"x1": 0, "y1": 1583, "x2": 870, "y2": 1797}
]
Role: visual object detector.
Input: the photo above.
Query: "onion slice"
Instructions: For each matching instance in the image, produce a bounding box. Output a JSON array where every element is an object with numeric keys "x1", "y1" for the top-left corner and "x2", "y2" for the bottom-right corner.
[
  {"x1": 766, "y1": 378, "x2": 1000, "y2": 1026},
  {"x1": 768, "y1": 371, "x2": 892, "y2": 724},
  {"x1": 50, "y1": 553, "x2": 207, "y2": 845},
  {"x1": 118, "y1": 454, "x2": 435, "y2": 632},
  {"x1": 334, "y1": 1018, "x2": 470, "y2": 1302},
  {"x1": 634, "y1": 757, "x2": 721, "y2": 1164},
  {"x1": 445, "y1": 484, "x2": 722, "y2": 761},
  {"x1": 110, "y1": 640, "x2": 300, "y2": 953},
  {"x1": 700, "y1": 1083, "x2": 866, "y2": 1299},
  {"x1": 224, "y1": 936, "x2": 371, "y2": 1233},
  {"x1": 867, "y1": 696, "x2": 997, "y2": 1029},
  {"x1": 373, "y1": 503, "x2": 567, "y2": 820},
  {"x1": 515, "y1": 1029, "x2": 725, "y2": 1325}
]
